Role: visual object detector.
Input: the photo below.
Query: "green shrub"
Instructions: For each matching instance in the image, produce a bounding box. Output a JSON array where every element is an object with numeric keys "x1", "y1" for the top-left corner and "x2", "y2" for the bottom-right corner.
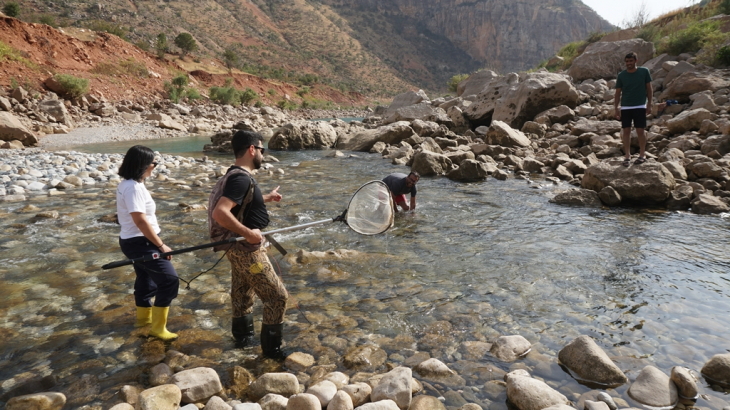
[
  {"x1": 267, "y1": 88, "x2": 276, "y2": 96},
  {"x1": 661, "y1": 20, "x2": 720, "y2": 55},
  {"x1": 186, "y1": 88, "x2": 201, "y2": 100},
  {"x1": 164, "y1": 74, "x2": 189, "y2": 103},
  {"x1": 254, "y1": 99, "x2": 263, "y2": 108},
  {"x1": 557, "y1": 40, "x2": 585, "y2": 68},
  {"x1": 720, "y1": 0, "x2": 730, "y2": 15},
  {"x1": 718, "y1": 45, "x2": 730, "y2": 65},
  {"x1": 119, "y1": 58, "x2": 148, "y2": 77},
  {"x1": 54, "y1": 73, "x2": 89, "y2": 98},
  {"x1": 174, "y1": 33, "x2": 197, "y2": 57},
  {"x1": 636, "y1": 25, "x2": 660, "y2": 43},
  {"x1": 447, "y1": 73, "x2": 469, "y2": 92},
  {"x1": 296, "y1": 86, "x2": 310, "y2": 97},
  {"x1": 3, "y1": 2, "x2": 20, "y2": 17},
  {"x1": 155, "y1": 33, "x2": 168, "y2": 60},
  {"x1": 86, "y1": 20, "x2": 127, "y2": 40},
  {"x1": 135, "y1": 40, "x2": 150, "y2": 52},
  {"x1": 39, "y1": 14, "x2": 56, "y2": 27},
  {"x1": 223, "y1": 48, "x2": 238, "y2": 71},
  {"x1": 209, "y1": 85, "x2": 241, "y2": 106},
  {"x1": 276, "y1": 99, "x2": 296, "y2": 110},
  {"x1": 586, "y1": 31, "x2": 605, "y2": 43},
  {"x1": 695, "y1": 31, "x2": 730, "y2": 65},
  {"x1": 240, "y1": 88, "x2": 258, "y2": 105}
]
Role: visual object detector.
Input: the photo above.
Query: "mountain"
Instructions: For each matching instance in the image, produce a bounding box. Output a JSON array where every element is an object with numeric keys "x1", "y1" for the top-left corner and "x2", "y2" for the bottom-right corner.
[{"x1": 9, "y1": 0, "x2": 613, "y2": 95}]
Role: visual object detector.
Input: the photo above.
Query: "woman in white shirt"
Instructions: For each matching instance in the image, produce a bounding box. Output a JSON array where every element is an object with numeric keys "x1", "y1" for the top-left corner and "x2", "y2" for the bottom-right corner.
[{"x1": 116, "y1": 145, "x2": 179, "y2": 341}]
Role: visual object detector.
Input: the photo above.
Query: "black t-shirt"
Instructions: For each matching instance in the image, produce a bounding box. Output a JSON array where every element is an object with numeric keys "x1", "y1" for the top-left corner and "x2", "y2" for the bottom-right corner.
[
  {"x1": 221, "y1": 166, "x2": 269, "y2": 229},
  {"x1": 382, "y1": 173, "x2": 417, "y2": 197}
]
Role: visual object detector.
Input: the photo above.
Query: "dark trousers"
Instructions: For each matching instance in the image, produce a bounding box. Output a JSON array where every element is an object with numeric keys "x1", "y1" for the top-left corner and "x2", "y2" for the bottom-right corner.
[{"x1": 119, "y1": 236, "x2": 179, "y2": 307}]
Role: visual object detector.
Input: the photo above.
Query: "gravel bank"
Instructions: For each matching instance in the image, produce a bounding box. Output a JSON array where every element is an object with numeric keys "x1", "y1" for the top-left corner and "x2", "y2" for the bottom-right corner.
[{"x1": 39, "y1": 124, "x2": 182, "y2": 150}]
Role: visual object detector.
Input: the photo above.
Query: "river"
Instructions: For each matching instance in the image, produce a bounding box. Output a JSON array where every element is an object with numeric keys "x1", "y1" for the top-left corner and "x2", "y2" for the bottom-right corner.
[{"x1": 1, "y1": 136, "x2": 729, "y2": 408}]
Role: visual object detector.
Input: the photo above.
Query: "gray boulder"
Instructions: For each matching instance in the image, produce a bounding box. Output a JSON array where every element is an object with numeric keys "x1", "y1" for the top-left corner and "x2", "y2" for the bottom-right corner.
[
  {"x1": 458, "y1": 70, "x2": 500, "y2": 97},
  {"x1": 557, "y1": 335, "x2": 627, "y2": 387},
  {"x1": 486, "y1": 121, "x2": 531, "y2": 148},
  {"x1": 171, "y1": 367, "x2": 223, "y2": 404},
  {"x1": 136, "y1": 384, "x2": 182, "y2": 410},
  {"x1": 411, "y1": 151, "x2": 453, "y2": 176},
  {"x1": 671, "y1": 367, "x2": 699, "y2": 399},
  {"x1": 446, "y1": 159, "x2": 490, "y2": 181},
  {"x1": 384, "y1": 103, "x2": 449, "y2": 125},
  {"x1": 599, "y1": 186, "x2": 622, "y2": 206},
  {"x1": 627, "y1": 366, "x2": 677, "y2": 408},
  {"x1": 666, "y1": 108, "x2": 713, "y2": 135},
  {"x1": 568, "y1": 39, "x2": 655, "y2": 81},
  {"x1": 39, "y1": 99, "x2": 74, "y2": 127},
  {"x1": 464, "y1": 73, "x2": 520, "y2": 126},
  {"x1": 490, "y1": 335, "x2": 531, "y2": 362},
  {"x1": 0, "y1": 112, "x2": 37, "y2": 146},
  {"x1": 549, "y1": 189, "x2": 602, "y2": 207},
  {"x1": 371, "y1": 367, "x2": 412, "y2": 410},
  {"x1": 534, "y1": 105, "x2": 576, "y2": 125},
  {"x1": 691, "y1": 194, "x2": 730, "y2": 214},
  {"x1": 248, "y1": 373, "x2": 299, "y2": 402},
  {"x1": 571, "y1": 119, "x2": 622, "y2": 136},
  {"x1": 505, "y1": 371, "x2": 569, "y2": 410},
  {"x1": 701, "y1": 353, "x2": 730, "y2": 386},
  {"x1": 661, "y1": 72, "x2": 730, "y2": 102},
  {"x1": 582, "y1": 160, "x2": 676, "y2": 204},
  {"x1": 336, "y1": 122, "x2": 416, "y2": 152},
  {"x1": 269, "y1": 121, "x2": 337, "y2": 150},
  {"x1": 383, "y1": 90, "x2": 429, "y2": 118}
]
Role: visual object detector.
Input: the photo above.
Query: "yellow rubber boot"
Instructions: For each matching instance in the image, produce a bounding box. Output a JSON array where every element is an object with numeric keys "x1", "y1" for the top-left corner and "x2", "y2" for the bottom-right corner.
[
  {"x1": 135, "y1": 307, "x2": 152, "y2": 328},
  {"x1": 149, "y1": 306, "x2": 178, "y2": 341}
]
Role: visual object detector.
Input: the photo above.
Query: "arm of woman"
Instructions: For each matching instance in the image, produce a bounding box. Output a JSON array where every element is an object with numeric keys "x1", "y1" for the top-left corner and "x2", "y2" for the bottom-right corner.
[{"x1": 130, "y1": 212, "x2": 173, "y2": 258}]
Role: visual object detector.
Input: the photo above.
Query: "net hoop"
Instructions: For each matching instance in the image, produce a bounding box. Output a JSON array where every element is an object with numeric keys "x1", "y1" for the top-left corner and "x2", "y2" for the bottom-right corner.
[{"x1": 345, "y1": 180, "x2": 395, "y2": 235}]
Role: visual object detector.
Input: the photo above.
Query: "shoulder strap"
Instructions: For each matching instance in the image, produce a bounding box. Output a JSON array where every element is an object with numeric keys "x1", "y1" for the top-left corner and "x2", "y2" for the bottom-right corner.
[{"x1": 235, "y1": 172, "x2": 256, "y2": 223}]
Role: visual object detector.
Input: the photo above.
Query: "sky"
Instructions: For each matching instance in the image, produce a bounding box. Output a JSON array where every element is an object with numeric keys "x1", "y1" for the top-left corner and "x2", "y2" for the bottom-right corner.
[{"x1": 581, "y1": 0, "x2": 702, "y2": 27}]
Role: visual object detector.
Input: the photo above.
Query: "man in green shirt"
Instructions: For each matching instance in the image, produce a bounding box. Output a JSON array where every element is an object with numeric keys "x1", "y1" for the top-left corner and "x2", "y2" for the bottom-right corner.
[{"x1": 614, "y1": 52, "x2": 653, "y2": 166}]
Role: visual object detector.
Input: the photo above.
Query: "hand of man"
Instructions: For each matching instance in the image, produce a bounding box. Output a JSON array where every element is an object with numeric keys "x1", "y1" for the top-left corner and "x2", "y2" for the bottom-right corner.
[
  {"x1": 646, "y1": 106, "x2": 652, "y2": 116},
  {"x1": 267, "y1": 186, "x2": 282, "y2": 202},
  {"x1": 245, "y1": 228, "x2": 263, "y2": 245},
  {"x1": 615, "y1": 108, "x2": 621, "y2": 120},
  {"x1": 160, "y1": 244, "x2": 173, "y2": 260}
]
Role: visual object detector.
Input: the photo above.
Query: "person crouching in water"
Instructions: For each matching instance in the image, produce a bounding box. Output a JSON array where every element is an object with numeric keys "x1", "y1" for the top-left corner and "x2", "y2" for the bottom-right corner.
[
  {"x1": 116, "y1": 145, "x2": 179, "y2": 341},
  {"x1": 210, "y1": 130, "x2": 288, "y2": 359}
]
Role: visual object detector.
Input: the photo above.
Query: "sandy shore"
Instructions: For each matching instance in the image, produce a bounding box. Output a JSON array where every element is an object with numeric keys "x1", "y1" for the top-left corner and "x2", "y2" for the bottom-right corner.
[{"x1": 39, "y1": 124, "x2": 184, "y2": 150}]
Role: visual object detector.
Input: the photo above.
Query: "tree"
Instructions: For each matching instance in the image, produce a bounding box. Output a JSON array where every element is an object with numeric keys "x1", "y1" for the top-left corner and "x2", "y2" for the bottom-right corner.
[
  {"x1": 174, "y1": 33, "x2": 197, "y2": 58},
  {"x1": 223, "y1": 48, "x2": 239, "y2": 72},
  {"x1": 155, "y1": 33, "x2": 168, "y2": 60},
  {"x1": 3, "y1": 1, "x2": 20, "y2": 17}
]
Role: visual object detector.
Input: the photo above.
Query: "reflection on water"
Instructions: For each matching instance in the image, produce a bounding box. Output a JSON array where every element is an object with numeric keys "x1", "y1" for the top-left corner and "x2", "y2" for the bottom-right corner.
[{"x1": 1, "y1": 146, "x2": 730, "y2": 407}]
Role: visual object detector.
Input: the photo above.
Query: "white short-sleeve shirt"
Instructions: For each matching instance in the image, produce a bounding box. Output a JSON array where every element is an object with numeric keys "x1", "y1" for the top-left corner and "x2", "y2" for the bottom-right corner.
[{"x1": 116, "y1": 178, "x2": 160, "y2": 239}]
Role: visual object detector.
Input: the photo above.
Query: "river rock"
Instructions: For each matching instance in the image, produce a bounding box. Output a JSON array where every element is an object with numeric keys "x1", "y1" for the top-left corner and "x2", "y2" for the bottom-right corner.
[
  {"x1": 505, "y1": 371, "x2": 569, "y2": 410},
  {"x1": 557, "y1": 335, "x2": 627, "y2": 386},
  {"x1": 137, "y1": 384, "x2": 182, "y2": 410},
  {"x1": 249, "y1": 373, "x2": 299, "y2": 401},
  {"x1": 285, "y1": 352, "x2": 315, "y2": 373},
  {"x1": 327, "y1": 390, "x2": 354, "y2": 410},
  {"x1": 38, "y1": 99, "x2": 74, "y2": 127},
  {"x1": 171, "y1": 367, "x2": 223, "y2": 403},
  {"x1": 306, "y1": 380, "x2": 338, "y2": 407},
  {"x1": 383, "y1": 90, "x2": 429, "y2": 118},
  {"x1": 447, "y1": 159, "x2": 490, "y2": 181},
  {"x1": 287, "y1": 393, "x2": 322, "y2": 410},
  {"x1": 464, "y1": 73, "x2": 520, "y2": 125},
  {"x1": 582, "y1": 160, "x2": 676, "y2": 204},
  {"x1": 206, "y1": 395, "x2": 233, "y2": 410},
  {"x1": 355, "y1": 400, "x2": 400, "y2": 410},
  {"x1": 493, "y1": 72, "x2": 580, "y2": 129},
  {"x1": 535, "y1": 105, "x2": 575, "y2": 125},
  {"x1": 337, "y1": 122, "x2": 416, "y2": 152},
  {"x1": 549, "y1": 189, "x2": 602, "y2": 207},
  {"x1": 628, "y1": 366, "x2": 677, "y2": 408},
  {"x1": 269, "y1": 121, "x2": 337, "y2": 150},
  {"x1": 260, "y1": 394, "x2": 289, "y2": 410},
  {"x1": 666, "y1": 109, "x2": 713, "y2": 134},
  {"x1": 5, "y1": 392, "x2": 66, "y2": 410},
  {"x1": 410, "y1": 395, "x2": 446, "y2": 410},
  {"x1": 234, "y1": 403, "x2": 262, "y2": 410},
  {"x1": 568, "y1": 39, "x2": 655, "y2": 81},
  {"x1": 598, "y1": 186, "x2": 621, "y2": 206},
  {"x1": 0, "y1": 111, "x2": 38, "y2": 146},
  {"x1": 661, "y1": 72, "x2": 730, "y2": 101},
  {"x1": 661, "y1": 161, "x2": 687, "y2": 180},
  {"x1": 687, "y1": 160, "x2": 724, "y2": 179},
  {"x1": 414, "y1": 358, "x2": 454, "y2": 378},
  {"x1": 490, "y1": 335, "x2": 531, "y2": 362},
  {"x1": 671, "y1": 367, "x2": 699, "y2": 399},
  {"x1": 159, "y1": 119, "x2": 186, "y2": 131},
  {"x1": 541, "y1": 405, "x2": 575, "y2": 410},
  {"x1": 584, "y1": 400, "x2": 609, "y2": 410},
  {"x1": 571, "y1": 119, "x2": 622, "y2": 136},
  {"x1": 150, "y1": 363, "x2": 174, "y2": 386},
  {"x1": 666, "y1": 187, "x2": 693, "y2": 210},
  {"x1": 691, "y1": 193, "x2": 730, "y2": 214},
  {"x1": 485, "y1": 121, "x2": 531, "y2": 148},
  {"x1": 341, "y1": 383, "x2": 372, "y2": 407},
  {"x1": 596, "y1": 392, "x2": 617, "y2": 410},
  {"x1": 701, "y1": 353, "x2": 730, "y2": 386},
  {"x1": 411, "y1": 151, "x2": 453, "y2": 176},
  {"x1": 384, "y1": 103, "x2": 449, "y2": 125},
  {"x1": 109, "y1": 404, "x2": 135, "y2": 410},
  {"x1": 371, "y1": 367, "x2": 412, "y2": 410},
  {"x1": 458, "y1": 70, "x2": 500, "y2": 97}
]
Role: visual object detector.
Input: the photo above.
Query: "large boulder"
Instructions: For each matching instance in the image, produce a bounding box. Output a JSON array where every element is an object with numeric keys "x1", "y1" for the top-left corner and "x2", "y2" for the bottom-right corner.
[
  {"x1": 549, "y1": 189, "x2": 602, "y2": 207},
  {"x1": 661, "y1": 72, "x2": 730, "y2": 102},
  {"x1": 463, "y1": 73, "x2": 520, "y2": 126},
  {"x1": 492, "y1": 72, "x2": 580, "y2": 129},
  {"x1": 534, "y1": 105, "x2": 575, "y2": 125},
  {"x1": 568, "y1": 39, "x2": 655, "y2": 81},
  {"x1": 666, "y1": 108, "x2": 713, "y2": 135},
  {"x1": 383, "y1": 90, "x2": 429, "y2": 118},
  {"x1": 571, "y1": 119, "x2": 622, "y2": 136},
  {"x1": 446, "y1": 159, "x2": 490, "y2": 181},
  {"x1": 558, "y1": 335, "x2": 627, "y2": 387},
  {"x1": 0, "y1": 112, "x2": 38, "y2": 146},
  {"x1": 248, "y1": 373, "x2": 299, "y2": 402},
  {"x1": 458, "y1": 70, "x2": 500, "y2": 97},
  {"x1": 38, "y1": 99, "x2": 74, "y2": 127},
  {"x1": 485, "y1": 121, "x2": 531, "y2": 148},
  {"x1": 384, "y1": 103, "x2": 449, "y2": 125},
  {"x1": 411, "y1": 151, "x2": 453, "y2": 176},
  {"x1": 336, "y1": 122, "x2": 416, "y2": 152},
  {"x1": 701, "y1": 353, "x2": 730, "y2": 386},
  {"x1": 269, "y1": 121, "x2": 337, "y2": 150},
  {"x1": 170, "y1": 367, "x2": 223, "y2": 404},
  {"x1": 691, "y1": 194, "x2": 730, "y2": 214},
  {"x1": 582, "y1": 160, "x2": 676, "y2": 204}
]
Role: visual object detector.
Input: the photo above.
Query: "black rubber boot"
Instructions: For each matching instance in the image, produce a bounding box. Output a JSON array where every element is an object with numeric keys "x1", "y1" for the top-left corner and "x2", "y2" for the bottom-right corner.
[
  {"x1": 260, "y1": 323, "x2": 286, "y2": 360},
  {"x1": 232, "y1": 314, "x2": 255, "y2": 347}
]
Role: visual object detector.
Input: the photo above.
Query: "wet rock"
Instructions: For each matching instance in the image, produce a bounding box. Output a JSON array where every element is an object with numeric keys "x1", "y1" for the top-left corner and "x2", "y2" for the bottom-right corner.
[
  {"x1": 150, "y1": 363, "x2": 173, "y2": 386},
  {"x1": 627, "y1": 366, "x2": 677, "y2": 408},
  {"x1": 328, "y1": 390, "x2": 354, "y2": 410},
  {"x1": 671, "y1": 367, "x2": 699, "y2": 399},
  {"x1": 286, "y1": 393, "x2": 322, "y2": 410},
  {"x1": 582, "y1": 160, "x2": 675, "y2": 204},
  {"x1": 411, "y1": 151, "x2": 452, "y2": 176},
  {"x1": 285, "y1": 352, "x2": 315, "y2": 373},
  {"x1": 584, "y1": 400, "x2": 609, "y2": 410},
  {"x1": 341, "y1": 382, "x2": 372, "y2": 407},
  {"x1": 447, "y1": 159, "x2": 490, "y2": 181},
  {"x1": 596, "y1": 392, "x2": 617, "y2": 410},
  {"x1": 137, "y1": 384, "x2": 182, "y2": 410},
  {"x1": 691, "y1": 194, "x2": 730, "y2": 214},
  {"x1": 171, "y1": 367, "x2": 223, "y2": 403},
  {"x1": 558, "y1": 335, "x2": 627, "y2": 387},
  {"x1": 505, "y1": 371, "x2": 569, "y2": 410},
  {"x1": 248, "y1": 373, "x2": 299, "y2": 402},
  {"x1": 701, "y1": 353, "x2": 730, "y2": 386},
  {"x1": 414, "y1": 358, "x2": 454, "y2": 378},
  {"x1": 485, "y1": 121, "x2": 530, "y2": 148},
  {"x1": 35, "y1": 210, "x2": 59, "y2": 218},
  {"x1": 306, "y1": 380, "x2": 338, "y2": 407},
  {"x1": 549, "y1": 189, "x2": 602, "y2": 207},
  {"x1": 598, "y1": 186, "x2": 621, "y2": 206},
  {"x1": 270, "y1": 121, "x2": 337, "y2": 150},
  {"x1": 120, "y1": 385, "x2": 140, "y2": 406},
  {"x1": 355, "y1": 400, "x2": 400, "y2": 410},
  {"x1": 371, "y1": 367, "x2": 412, "y2": 410},
  {"x1": 5, "y1": 392, "x2": 66, "y2": 410},
  {"x1": 490, "y1": 335, "x2": 531, "y2": 362},
  {"x1": 260, "y1": 394, "x2": 289, "y2": 410}
]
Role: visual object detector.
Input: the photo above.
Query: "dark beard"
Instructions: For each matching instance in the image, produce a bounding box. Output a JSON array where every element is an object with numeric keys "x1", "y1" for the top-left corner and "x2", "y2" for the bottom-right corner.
[{"x1": 253, "y1": 155, "x2": 262, "y2": 170}]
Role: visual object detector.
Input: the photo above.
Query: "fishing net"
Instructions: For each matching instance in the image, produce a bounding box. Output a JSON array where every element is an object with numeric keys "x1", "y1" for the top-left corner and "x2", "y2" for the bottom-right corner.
[{"x1": 345, "y1": 180, "x2": 395, "y2": 235}]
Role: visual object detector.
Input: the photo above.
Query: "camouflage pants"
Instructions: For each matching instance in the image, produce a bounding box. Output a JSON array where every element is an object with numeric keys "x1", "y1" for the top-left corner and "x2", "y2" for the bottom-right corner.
[{"x1": 227, "y1": 247, "x2": 288, "y2": 324}]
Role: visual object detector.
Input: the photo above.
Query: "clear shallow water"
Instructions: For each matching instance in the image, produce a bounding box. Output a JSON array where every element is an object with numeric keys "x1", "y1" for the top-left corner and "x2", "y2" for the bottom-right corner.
[{"x1": 1, "y1": 142, "x2": 730, "y2": 407}]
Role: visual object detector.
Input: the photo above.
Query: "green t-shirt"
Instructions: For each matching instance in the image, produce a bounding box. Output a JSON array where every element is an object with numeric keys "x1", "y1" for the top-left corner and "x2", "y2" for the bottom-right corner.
[{"x1": 616, "y1": 67, "x2": 652, "y2": 107}]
